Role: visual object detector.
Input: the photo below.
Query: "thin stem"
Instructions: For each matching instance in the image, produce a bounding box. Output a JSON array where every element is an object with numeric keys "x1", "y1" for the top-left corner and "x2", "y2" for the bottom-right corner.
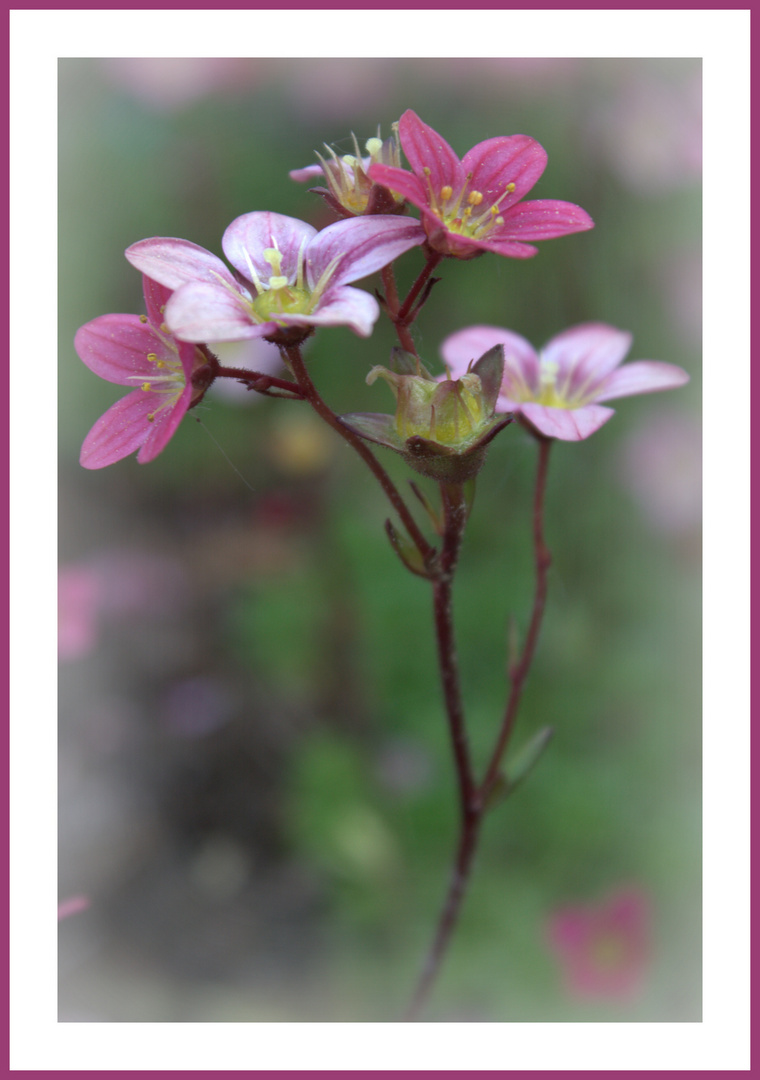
[
  {"x1": 404, "y1": 482, "x2": 477, "y2": 1022},
  {"x1": 216, "y1": 365, "x2": 305, "y2": 398},
  {"x1": 405, "y1": 436, "x2": 554, "y2": 1022},
  {"x1": 432, "y1": 482, "x2": 477, "y2": 820},
  {"x1": 480, "y1": 434, "x2": 553, "y2": 801},
  {"x1": 381, "y1": 249, "x2": 443, "y2": 354},
  {"x1": 284, "y1": 344, "x2": 436, "y2": 566}
]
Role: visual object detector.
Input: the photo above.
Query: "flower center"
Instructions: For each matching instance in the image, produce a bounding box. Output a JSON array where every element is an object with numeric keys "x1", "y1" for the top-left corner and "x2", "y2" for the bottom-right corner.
[
  {"x1": 232, "y1": 241, "x2": 342, "y2": 327},
  {"x1": 422, "y1": 168, "x2": 516, "y2": 240}
]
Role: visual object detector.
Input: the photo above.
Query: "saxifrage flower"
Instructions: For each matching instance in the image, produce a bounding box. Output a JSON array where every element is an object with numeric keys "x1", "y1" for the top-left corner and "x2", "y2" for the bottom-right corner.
[
  {"x1": 546, "y1": 888, "x2": 652, "y2": 1001},
  {"x1": 76, "y1": 275, "x2": 208, "y2": 468},
  {"x1": 125, "y1": 211, "x2": 425, "y2": 344},
  {"x1": 290, "y1": 129, "x2": 406, "y2": 217},
  {"x1": 367, "y1": 109, "x2": 594, "y2": 260},
  {"x1": 440, "y1": 322, "x2": 690, "y2": 440}
]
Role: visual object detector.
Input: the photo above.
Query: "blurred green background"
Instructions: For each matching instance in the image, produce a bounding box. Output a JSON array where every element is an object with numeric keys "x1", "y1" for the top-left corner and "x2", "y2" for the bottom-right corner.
[{"x1": 58, "y1": 58, "x2": 701, "y2": 1022}]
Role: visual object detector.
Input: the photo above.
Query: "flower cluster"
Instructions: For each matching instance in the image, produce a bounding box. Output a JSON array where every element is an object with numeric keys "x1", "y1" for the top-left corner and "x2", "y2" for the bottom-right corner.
[{"x1": 75, "y1": 108, "x2": 687, "y2": 472}]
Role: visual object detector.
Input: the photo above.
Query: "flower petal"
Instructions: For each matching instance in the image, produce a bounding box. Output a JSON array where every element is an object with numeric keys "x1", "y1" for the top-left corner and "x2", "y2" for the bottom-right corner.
[
  {"x1": 462, "y1": 135, "x2": 547, "y2": 210},
  {"x1": 594, "y1": 361, "x2": 690, "y2": 402},
  {"x1": 284, "y1": 285, "x2": 379, "y2": 337},
  {"x1": 519, "y1": 402, "x2": 615, "y2": 441},
  {"x1": 164, "y1": 281, "x2": 268, "y2": 343},
  {"x1": 80, "y1": 389, "x2": 156, "y2": 468},
  {"x1": 307, "y1": 216, "x2": 425, "y2": 288},
  {"x1": 289, "y1": 163, "x2": 325, "y2": 182},
  {"x1": 542, "y1": 323, "x2": 632, "y2": 397},
  {"x1": 397, "y1": 109, "x2": 463, "y2": 191},
  {"x1": 366, "y1": 162, "x2": 428, "y2": 208},
  {"x1": 126, "y1": 238, "x2": 236, "y2": 290},
  {"x1": 142, "y1": 275, "x2": 173, "y2": 328},
  {"x1": 137, "y1": 382, "x2": 193, "y2": 463},
  {"x1": 75, "y1": 315, "x2": 174, "y2": 386},
  {"x1": 222, "y1": 211, "x2": 317, "y2": 283},
  {"x1": 496, "y1": 199, "x2": 595, "y2": 241},
  {"x1": 441, "y1": 325, "x2": 539, "y2": 395}
]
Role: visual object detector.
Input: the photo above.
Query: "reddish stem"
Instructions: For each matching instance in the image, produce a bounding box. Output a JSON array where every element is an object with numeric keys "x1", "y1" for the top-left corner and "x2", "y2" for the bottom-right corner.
[
  {"x1": 405, "y1": 436, "x2": 554, "y2": 1022},
  {"x1": 480, "y1": 435, "x2": 553, "y2": 800},
  {"x1": 381, "y1": 249, "x2": 442, "y2": 354}
]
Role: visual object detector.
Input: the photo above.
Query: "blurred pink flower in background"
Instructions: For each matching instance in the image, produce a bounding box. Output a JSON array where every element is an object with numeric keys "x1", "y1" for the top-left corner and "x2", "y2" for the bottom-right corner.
[
  {"x1": 101, "y1": 58, "x2": 261, "y2": 112},
  {"x1": 588, "y1": 66, "x2": 701, "y2": 195},
  {"x1": 618, "y1": 410, "x2": 702, "y2": 537},
  {"x1": 546, "y1": 887, "x2": 652, "y2": 1000},
  {"x1": 58, "y1": 895, "x2": 90, "y2": 921},
  {"x1": 59, "y1": 566, "x2": 100, "y2": 661}
]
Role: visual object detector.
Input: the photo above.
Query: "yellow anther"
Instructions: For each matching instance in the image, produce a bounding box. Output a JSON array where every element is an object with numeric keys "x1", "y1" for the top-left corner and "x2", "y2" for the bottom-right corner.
[
  {"x1": 147, "y1": 352, "x2": 158, "y2": 362},
  {"x1": 156, "y1": 360, "x2": 166, "y2": 368},
  {"x1": 423, "y1": 166, "x2": 431, "y2": 176},
  {"x1": 467, "y1": 190, "x2": 484, "y2": 206},
  {"x1": 440, "y1": 185, "x2": 453, "y2": 201},
  {"x1": 507, "y1": 182, "x2": 516, "y2": 193},
  {"x1": 365, "y1": 137, "x2": 383, "y2": 157},
  {"x1": 147, "y1": 413, "x2": 156, "y2": 422},
  {"x1": 141, "y1": 382, "x2": 152, "y2": 392},
  {"x1": 139, "y1": 314, "x2": 148, "y2": 323},
  {"x1": 160, "y1": 323, "x2": 169, "y2": 334},
  {"x1": 495, "y1": 216, "x2": 504, "y2": 225}
]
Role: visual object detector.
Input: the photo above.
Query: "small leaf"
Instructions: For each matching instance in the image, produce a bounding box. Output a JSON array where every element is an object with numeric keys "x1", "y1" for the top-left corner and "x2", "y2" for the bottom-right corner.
[
  {"x1": 384, "y1": 519, "x2": 431, "y2": 579},
  {"x1": 503, "y1": 726, "x2": 554, "y2": 791}
]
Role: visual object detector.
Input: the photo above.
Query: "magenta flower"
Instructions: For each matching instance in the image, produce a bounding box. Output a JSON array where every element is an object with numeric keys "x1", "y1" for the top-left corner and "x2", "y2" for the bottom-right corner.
[
  {"x1": 546, "y1": 888, "x2": 652, "y2": 1000},
  {"x1": 367, "y1": 109, "x2": 594, "y2": 260},
  {"x1": 76, "y1": 275, "x2": 208, "y2": 469},
  {"x1": 440, "y1": 322, "x2": 690, "y2": 440},
  {"x1": 125, "y1": 211, "x2": 425, "y2": 343}
]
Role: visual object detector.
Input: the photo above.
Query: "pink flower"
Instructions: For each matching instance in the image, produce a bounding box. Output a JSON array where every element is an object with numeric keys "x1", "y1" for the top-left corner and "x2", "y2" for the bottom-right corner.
[
  {"x1": 58, "y1": 895, "x2": 90, "y2": 921},
  {"x1": 368, "y1": 109, "x2": 594, "y2": 260},
  {"x1": 58, "y1": 566, "x2": 100, "y2": 660},
  {"x1": 125, "y1": 211, "x2": 425, "y2": 343},
  {"x1": 546, "y1": 888, "x2": 652, "y2": 1000},
  {"x1": 440, "y1": 322, "x2": 690, "y2": 440},
  {"x1": 76, "y1": 275, "x2": 208, "y2": 469}
]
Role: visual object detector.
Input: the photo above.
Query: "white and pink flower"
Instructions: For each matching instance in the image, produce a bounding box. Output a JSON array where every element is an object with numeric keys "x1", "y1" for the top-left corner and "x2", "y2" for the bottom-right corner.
[
  {"x1": 126, "y1": 211, "x2": 425, "y2": 343},
  {"x1": 440, "y1": 322, "x2": 690, "y2": 440}
]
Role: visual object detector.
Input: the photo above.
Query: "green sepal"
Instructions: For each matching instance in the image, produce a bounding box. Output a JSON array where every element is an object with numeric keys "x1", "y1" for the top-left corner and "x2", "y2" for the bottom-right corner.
[
  {"x1": 339, "y1": 411, "x2": 405, "y2": 451},
  {"x1": 389, "y1": 346, "x2": 434, "y2": 379},
  {"x1": 472, "y1": 345, "x2": 506, "y2": 413}
]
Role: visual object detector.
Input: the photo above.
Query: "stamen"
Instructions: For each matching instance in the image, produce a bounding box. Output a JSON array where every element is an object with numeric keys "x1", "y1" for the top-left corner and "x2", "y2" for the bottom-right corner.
[
  {"x1": 467, "y1": 190, "x2": 484, "y2": 206},
  {"x1": 147, "y1": 353, "x2": 158, "y2": 363},
  {"x1": 365, "y1": 136, "x2": 383, "y2": 158},
  {"x1": 440, "y1": 185, "x2": 453, "y2": 201},
  {"x1": 141, "y1": 382, "x2": 152, "y2": 392},
  {"x1": 139, "y1": 314, "x2": 148, "y2": 324}
]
